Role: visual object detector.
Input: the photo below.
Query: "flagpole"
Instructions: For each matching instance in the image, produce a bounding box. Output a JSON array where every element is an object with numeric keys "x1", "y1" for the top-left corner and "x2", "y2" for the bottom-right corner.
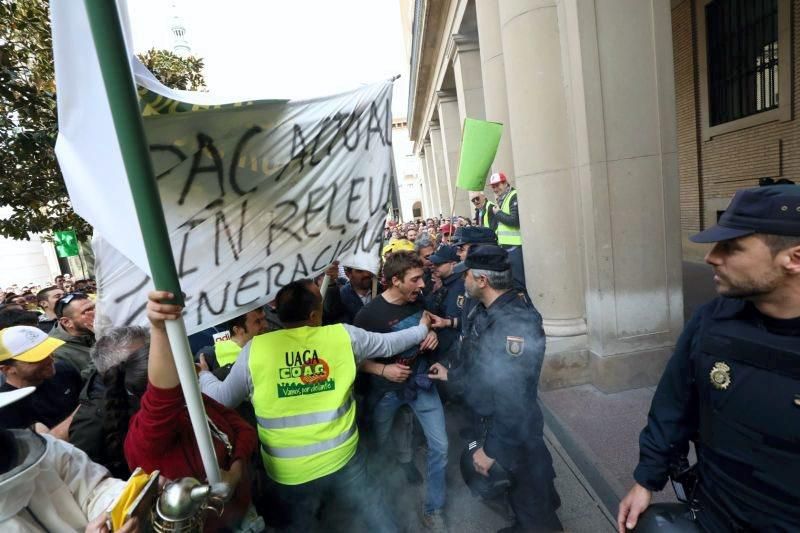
[{"x1": 83, "y1": 0, "x2": 222, "y2": 484}]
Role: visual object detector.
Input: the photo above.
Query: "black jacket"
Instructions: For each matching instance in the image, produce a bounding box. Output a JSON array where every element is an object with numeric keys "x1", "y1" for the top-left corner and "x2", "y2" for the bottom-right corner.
[
  {"x1": 450, "y1": 290, "x2": 547, "y2": 468},
  {"x1": 635, "y1": 298, "x2": 800, "y2": 531}
]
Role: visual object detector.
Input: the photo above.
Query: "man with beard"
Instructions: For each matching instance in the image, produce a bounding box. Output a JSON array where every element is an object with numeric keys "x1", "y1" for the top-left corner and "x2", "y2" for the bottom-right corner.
[
  {"x1": 0, "y1": 326, "x2": 82, "y2": 439},
  {"x1": 428, "y1": 246, "x2": 562, "y2": 533},
  {"x1": 323, "y1": 264, "x2": 376, "y2": 325},
  {"x1": 356, "y1": 251, "x2": 449, "y2": 532},
  {"x1": 617, "y1": 185, "x2": 800, "y2": 532},
  {"x1": 50, "y1": 293, "x2": 96, "y2": 380}
]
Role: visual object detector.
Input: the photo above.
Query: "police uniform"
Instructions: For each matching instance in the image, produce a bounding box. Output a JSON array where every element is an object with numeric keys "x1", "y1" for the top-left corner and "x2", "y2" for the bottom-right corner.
[
  {"x1": 451, "y1": 227, "x2": 500, "y2": 340},
  {"x1": 448, "y1": 247, "x2": 561, "y2": 531},
  {"x1": 426, "y1": 245, "x2": 466, "y2": 363},
  {"x1": 633, "y1": 186, "x2": 800, "y2": 532}
]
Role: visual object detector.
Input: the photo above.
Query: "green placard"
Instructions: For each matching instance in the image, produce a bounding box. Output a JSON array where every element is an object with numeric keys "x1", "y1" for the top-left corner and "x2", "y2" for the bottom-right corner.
[
  {"x1": 455, "y1": 118, "x2": 504, "y2": 191},
  {"x1": 54, "y1": 230, "x2": 80, "y2": 258}
]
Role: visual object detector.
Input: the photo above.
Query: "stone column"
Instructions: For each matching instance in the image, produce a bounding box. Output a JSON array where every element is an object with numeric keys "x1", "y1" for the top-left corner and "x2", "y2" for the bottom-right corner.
[
  {"x1": 475, "y1": 0, "x2": 515, "y2": 178},
  {"x1": 423, "y1": 137, "x2": 444, "y2": 216},
  {"x1": 451, "y1": 34, "x2": 485, "y2": 125},
  {"x1": 428, "y1": 123, "x2": 452, "y2": 217},
  {"x1": 498, "y1": 0, "x2": 587, "y2": 344},
  {"x1": 436, "y1": 91, "x2": 471, "y2": 216},
  {"x1": 560, "y1": 0, "x2": 684, "y2": 391},
  {"x1": 418, "y1": 150, "x2": 433, "y2": 218}
]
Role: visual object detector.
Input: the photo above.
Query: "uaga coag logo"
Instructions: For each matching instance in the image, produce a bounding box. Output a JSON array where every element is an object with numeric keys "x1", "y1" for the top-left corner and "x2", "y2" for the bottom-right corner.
[{"x1": 278, "y1": 349, "x2": 334, "y2": 397}]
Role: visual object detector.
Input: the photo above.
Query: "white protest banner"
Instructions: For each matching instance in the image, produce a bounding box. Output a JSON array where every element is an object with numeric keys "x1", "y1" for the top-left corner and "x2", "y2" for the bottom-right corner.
[{"x1": 91, "y1": 79, "x2": 393, "y2": 336}]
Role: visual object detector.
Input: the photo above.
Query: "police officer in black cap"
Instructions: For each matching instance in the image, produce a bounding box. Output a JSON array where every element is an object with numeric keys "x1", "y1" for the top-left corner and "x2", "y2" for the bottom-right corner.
[
  {"x1": 425, "y1": 244, "x2": 466, "y2": 364},
  {"x1": 618, "y1": 185, "x2": 800, "y2": 533},
  {"x1": 451, "y1": 226, "x2": 499, "y2": 262},
  {"x1": 451, "y1": 226, "x2": 500, "y2": 336},
  {"x1": 428, "y1": 246, "x2": 562, "y2": 533}
]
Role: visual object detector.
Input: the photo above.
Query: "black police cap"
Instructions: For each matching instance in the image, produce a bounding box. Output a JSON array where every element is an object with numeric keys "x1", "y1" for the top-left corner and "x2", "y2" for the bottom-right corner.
[
  {"x1": 450, "y1": 226, "x2": 498, "y2": 246},
  {"x1": 453, "y1": 245, "x2": 510, "y2": 274},
  {"x1": 691, "y1": 185, "x2": 800, "y2": 243},
  {"x1": 429, "y1": 245, "x2": 459, "y2": 265}
]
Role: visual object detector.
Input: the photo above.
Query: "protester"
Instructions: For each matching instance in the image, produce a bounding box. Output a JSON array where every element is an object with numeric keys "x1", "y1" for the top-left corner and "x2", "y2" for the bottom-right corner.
[
  {"x1": 356, "y1": 252, "x2": 448, "y2": 532},
  {"x1": 488, "y1": 172, "x2": 526, "y2": 289},
  {"x1": 0, "y1": 325, "x2": 82, "y2": 439},
  {"x1": 0, "y1": 388, "x2": 137, "y2": 532},
  {"x1": 470, "y1": 192, "x2": 496, "y2": 229},
  {"x1": 198, "y1": 279, "x2": 443, "y2": 532},
  {"x1": 69, "y1": 326, "x2": 150, "y2": 479},
  {"x1": 429, "y1": 246, "x2": 562, "y2": 532},
  {"x1": 439, "y1": 223, "x2": 454, "y2": 244},
  {"x1": 36, "y1": 286, "x2": 64, "y2": 333},
  {"x1": 0, "y1": 308, "x2": 40, "y2": 330},
  {"x1": 323, "y1": 263, "x2": 376, "y2": 325},
  {"x1": 196, "y1": 308, "x2": 269, "y2": 378},
  {"x1": 125, "y1": 291, "x2": 258, "y2": 532},
  {"x1": 51, "y1": 292, "x2": 96, "y2": 379}
]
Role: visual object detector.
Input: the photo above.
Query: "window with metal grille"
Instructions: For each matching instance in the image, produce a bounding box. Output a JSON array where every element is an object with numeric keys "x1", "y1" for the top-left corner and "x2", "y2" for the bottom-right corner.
[{"x1": 706, "y1": 0, "x2": 779, "y2": 126}]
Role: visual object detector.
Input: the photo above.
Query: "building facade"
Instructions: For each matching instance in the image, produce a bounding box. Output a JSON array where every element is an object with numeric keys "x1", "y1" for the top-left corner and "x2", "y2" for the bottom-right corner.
[
  {"x1": 673, "y1": 0, "x2": 794, "y2": 260},
  {"x1": 392, "y1": 119, "x2": 426, "y2": 221},
  {"x1": 404, "y1": 0, "x2": 685, "y2": 391}
]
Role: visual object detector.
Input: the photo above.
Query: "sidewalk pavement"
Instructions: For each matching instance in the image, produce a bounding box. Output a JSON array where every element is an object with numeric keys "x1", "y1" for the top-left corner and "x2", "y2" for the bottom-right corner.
[
  {"x1": 539, "y1": 260, "x2": 714, "y2": 518},
  {"x1": 320, "y1": 400, "x2": 616, "y2": 532}
]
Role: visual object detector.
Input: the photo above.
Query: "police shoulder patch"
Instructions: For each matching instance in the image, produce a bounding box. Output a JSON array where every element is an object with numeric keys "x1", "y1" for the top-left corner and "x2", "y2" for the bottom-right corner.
[
  {"x1": 456, "y1": 295, "x2": 465, "y2": 309},
  {"x1": 506, "y1": 336, "x2": 524, "y2": 357}
]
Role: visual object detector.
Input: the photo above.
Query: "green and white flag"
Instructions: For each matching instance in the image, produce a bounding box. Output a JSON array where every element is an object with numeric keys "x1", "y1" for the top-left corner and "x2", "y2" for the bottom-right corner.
[{"x1": 53, "y1": 230, "x2": 80, "y2": 258}]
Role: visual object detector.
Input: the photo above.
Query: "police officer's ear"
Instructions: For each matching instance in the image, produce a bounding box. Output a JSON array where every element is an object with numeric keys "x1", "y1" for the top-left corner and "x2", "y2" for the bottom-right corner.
[{"x1": 784, "y1": 244, "x2": 800, "y2": 275}]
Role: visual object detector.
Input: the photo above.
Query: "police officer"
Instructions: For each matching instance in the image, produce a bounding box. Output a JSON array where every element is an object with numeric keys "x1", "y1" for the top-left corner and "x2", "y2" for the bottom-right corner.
[
  {"x1": 617, "y1": 185, "x2": 800, "y2": 533},
  {"x1": 428, "y1": 246, "x2": 562, "y2": 532},
  {"x1": 425, "y1": 244, "x2": 466, "y2": 363},
  {"x1": 199, "y1": 279, "x2": 444, "y2": 532}
]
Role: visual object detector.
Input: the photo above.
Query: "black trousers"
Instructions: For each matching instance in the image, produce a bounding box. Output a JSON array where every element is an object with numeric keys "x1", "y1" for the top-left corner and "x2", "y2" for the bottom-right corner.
[
  {"x1": 502, "y1": 441, "x2": 562, "y2": 532},
  {"x1": 274, "y1": 446, "x2": 398, "y2": 533}
]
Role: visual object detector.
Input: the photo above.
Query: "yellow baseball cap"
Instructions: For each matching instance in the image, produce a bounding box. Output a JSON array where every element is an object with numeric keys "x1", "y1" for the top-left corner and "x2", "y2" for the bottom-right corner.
[
  {"x1": 382, "y1": 239, "x2": 415, "y2": 258},
  {"x1": 0, "y1": 326, "x2": 65, "y2": 363}
]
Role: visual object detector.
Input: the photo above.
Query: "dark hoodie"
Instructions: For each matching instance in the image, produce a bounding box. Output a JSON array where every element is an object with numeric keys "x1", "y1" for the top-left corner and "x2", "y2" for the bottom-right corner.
[{"x1": 49, "y1": 325, "x2": 95, "y2": 382}]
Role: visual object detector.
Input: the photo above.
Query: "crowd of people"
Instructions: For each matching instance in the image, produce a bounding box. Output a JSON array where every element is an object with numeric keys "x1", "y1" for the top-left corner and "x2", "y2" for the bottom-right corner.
[{"x1": 1, "y1": 180, "x2": 798, "y2": 533}]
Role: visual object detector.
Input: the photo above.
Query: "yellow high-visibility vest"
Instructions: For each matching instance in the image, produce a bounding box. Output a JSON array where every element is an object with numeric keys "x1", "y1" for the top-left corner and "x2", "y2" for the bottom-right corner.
[
  {"x1": 214, "y1": 340, "x2": 242, "y2": 368},
  {"x1": 496, "y1": 189, "x2": 522, "y2": 246},
  {"x1": 249, "y1": 324, "x2": 358, "y2": 485},
  {"x1": 481, "y1": 201, "x2": 496, "y2": 228}
]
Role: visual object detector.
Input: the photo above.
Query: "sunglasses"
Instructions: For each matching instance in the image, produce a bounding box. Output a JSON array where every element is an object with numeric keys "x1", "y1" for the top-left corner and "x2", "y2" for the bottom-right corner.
[
  {"x1": 55, "y1": 292, "x2": 87, "y2": 318},
  {"x1": 470, "y1": 197, "x2": 481, "y2": 204}
]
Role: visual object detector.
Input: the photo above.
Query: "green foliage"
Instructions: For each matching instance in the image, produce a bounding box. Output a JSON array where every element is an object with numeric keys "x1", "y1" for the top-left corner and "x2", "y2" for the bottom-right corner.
[
  {"x1": 138, "y1": 48, "x2": 206, "y2": 91},
  {"x1": 0, "y1": 0, "x2": 205, "y2": 241}
]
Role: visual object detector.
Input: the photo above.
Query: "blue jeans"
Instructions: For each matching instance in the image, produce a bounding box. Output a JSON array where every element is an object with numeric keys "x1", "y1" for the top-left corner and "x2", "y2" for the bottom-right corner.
[{"x1": 372, "y1": 387, "x2": 448, "y2": 514}]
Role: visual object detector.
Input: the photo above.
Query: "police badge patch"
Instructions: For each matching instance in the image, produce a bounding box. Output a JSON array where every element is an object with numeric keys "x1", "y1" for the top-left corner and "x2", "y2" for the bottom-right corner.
[
  {"x1": 709, "y1": 362, "x2": 731, "y2": 390},
  {"x1": 506, "y1": 336, "x2": 524, "y2": 357}
]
